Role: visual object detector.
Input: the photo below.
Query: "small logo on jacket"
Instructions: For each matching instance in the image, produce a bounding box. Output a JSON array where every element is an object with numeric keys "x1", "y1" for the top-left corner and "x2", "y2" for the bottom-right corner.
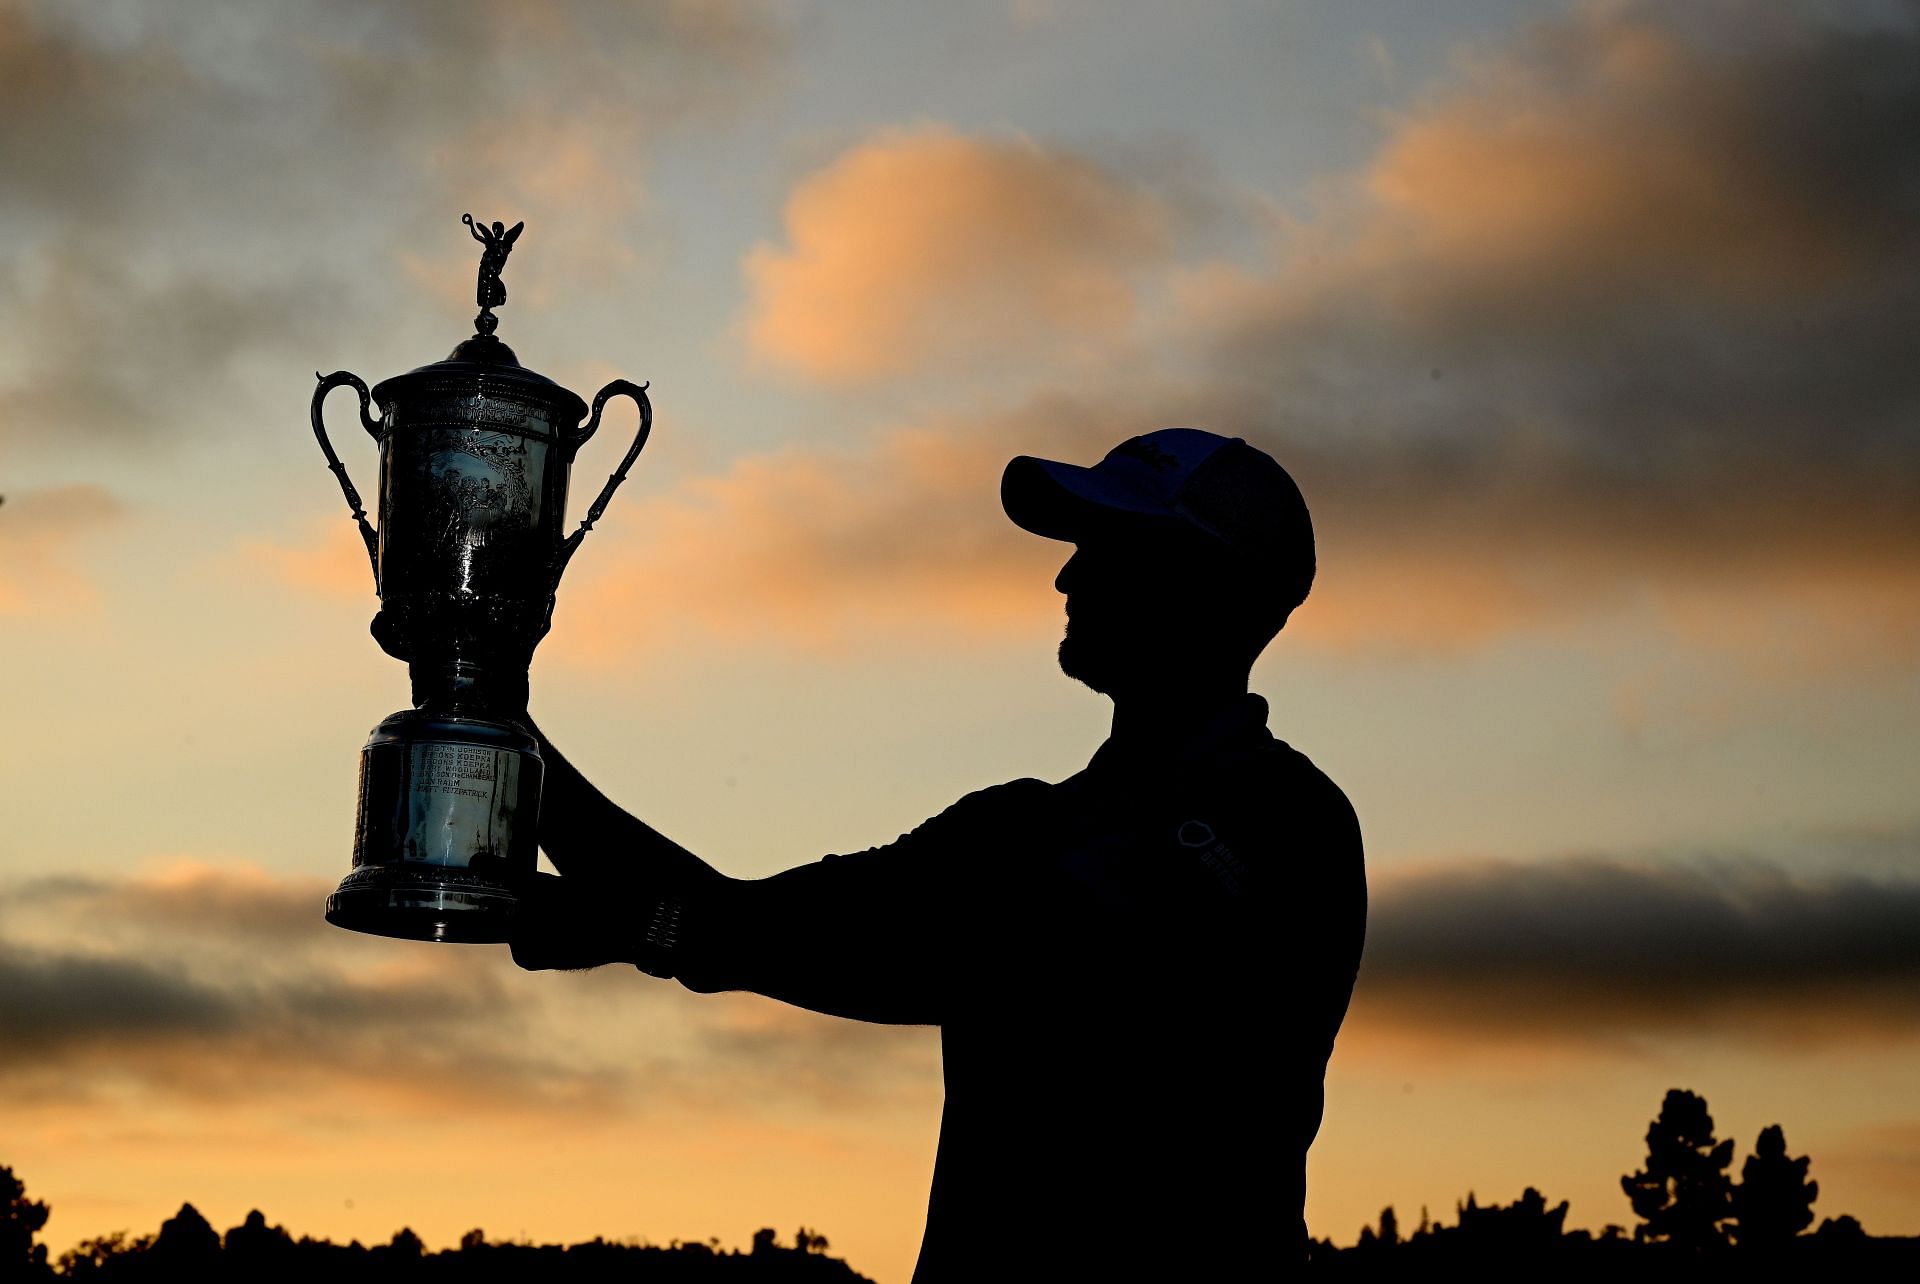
[{"x1": 1177, "y1": 819, "x2": 1249, "y2": 898}]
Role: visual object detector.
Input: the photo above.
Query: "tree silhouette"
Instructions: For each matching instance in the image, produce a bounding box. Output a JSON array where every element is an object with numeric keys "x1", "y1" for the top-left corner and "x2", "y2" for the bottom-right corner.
[
  {"x1": 1730, "y1": 1124, "x2": 1818, "y2": 1248},
  {"x1": 0, "y1": 1166, "x2": 908, "y2": 1281},
  {"x1": 1815, "y1": 1213, "x2": 1865, "y2": 1241},
  {"x1": 9, "y1": 1133, "x2": 1920, "y2": 1279},
  {"x1": 57, "y1": 1231, "x2": 151, "y2": 1282},
  {"x1": 1454, "y1": 1187, "x2": 1569, "y2": 1249},
  {"x1": 382, "y1": 1226, "x2": 427, "y2": 1262},
  {"x1": 1621, "y1": 1088, "x2": 1734, "y2": 1249},
  {"x1": 2, "y1": 1165, "x2": 52, "y2": 1280},
  {"x1": 223, "y1": 1209, "x2": 297, "y2": 1274},
  {"x1": 148, "y1": 1203, "x2": 219, "y2": 1272}
]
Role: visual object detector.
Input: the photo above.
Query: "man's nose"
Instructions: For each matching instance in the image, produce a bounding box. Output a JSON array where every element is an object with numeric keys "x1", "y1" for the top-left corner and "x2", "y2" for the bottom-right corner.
[{"x1": 1055, "y1": 549, "x2": 1083, "y2": 596}]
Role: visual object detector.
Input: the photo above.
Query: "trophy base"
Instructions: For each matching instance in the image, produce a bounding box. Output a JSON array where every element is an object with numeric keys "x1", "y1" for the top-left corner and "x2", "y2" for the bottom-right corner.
[
  {"x1": 327, "y1": 708, "x2": 543, "y2": 944},
  {"x1": 325, "y1": 864, "x2": 520, "y2": 944}
]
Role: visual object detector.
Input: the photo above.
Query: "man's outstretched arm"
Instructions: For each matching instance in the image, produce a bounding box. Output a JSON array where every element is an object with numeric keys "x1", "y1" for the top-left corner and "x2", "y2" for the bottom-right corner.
[{"x1": 512, "y1": 720, "x2": 1017, "y2": 1025}]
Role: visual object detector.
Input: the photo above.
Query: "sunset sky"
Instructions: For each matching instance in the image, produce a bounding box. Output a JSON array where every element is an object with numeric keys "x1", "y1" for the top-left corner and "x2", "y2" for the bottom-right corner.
[{"x1": 4, "y1": 1, "x2": 1919, "y2": 1279}]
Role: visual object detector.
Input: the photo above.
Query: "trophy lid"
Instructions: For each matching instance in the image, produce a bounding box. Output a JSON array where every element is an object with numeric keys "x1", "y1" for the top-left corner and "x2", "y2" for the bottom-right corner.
[{"x1": 370, "y1": 216, "x2": 590, "y2": 429}]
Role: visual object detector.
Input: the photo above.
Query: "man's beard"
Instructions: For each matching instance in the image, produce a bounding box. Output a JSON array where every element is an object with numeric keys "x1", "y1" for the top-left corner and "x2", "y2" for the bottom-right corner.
[{"x1": 1057, "y1": 617, "x2": 1117, "y2": 693}]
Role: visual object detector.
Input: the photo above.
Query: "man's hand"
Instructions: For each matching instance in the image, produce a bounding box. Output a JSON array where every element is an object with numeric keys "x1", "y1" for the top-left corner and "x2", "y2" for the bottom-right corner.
[
  {"x1": 511, "y1": 721, "x2": 714, "y2": 978},
  {"x1": 509, "y1": 871, "x2": 644, "y2": 972},
  {"x1": 523, "y1": 716, "x2": 715, "y2": 889}
]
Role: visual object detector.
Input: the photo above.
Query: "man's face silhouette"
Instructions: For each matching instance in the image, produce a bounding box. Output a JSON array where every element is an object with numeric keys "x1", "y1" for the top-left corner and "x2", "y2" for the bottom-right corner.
[{"x1": 1055, "y1": 526, "x2": 1246, "y2": 695}]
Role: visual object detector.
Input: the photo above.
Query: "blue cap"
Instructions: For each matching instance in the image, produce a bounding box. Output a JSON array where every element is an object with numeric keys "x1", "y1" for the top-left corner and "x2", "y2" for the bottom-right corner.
[{"x1": 1002, "y1": 429, "x2": 1314, "y2": 603}]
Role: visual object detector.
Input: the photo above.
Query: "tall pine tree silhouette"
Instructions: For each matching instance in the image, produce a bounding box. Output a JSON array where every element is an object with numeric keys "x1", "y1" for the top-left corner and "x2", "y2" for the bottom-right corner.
[
  {"x1": 1621, "y1": 1089, "x2": 1734, "y2": 1249},
  {"x1": 1730, "y1": 1124, "x2": 1818, "y2": 1248}
]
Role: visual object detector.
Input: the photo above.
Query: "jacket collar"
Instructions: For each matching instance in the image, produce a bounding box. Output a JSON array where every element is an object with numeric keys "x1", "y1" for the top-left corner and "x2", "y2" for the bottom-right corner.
[{"x1": 1079, "y1": 692, "x2": 1273, "y2": 784}]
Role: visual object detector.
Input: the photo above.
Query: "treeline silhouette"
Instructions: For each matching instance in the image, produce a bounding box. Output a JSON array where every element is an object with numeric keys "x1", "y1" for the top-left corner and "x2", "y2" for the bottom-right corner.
[
  {"x1": 7, "y1": 1089, "x2": 1917, "y2": 1279},
  {"x1": 1, "y1": 1175, "x2": 873, "y2": 1284},
  {"x1": 1310, "y1": 1088, "x2": 1919, "y2": 1275}
]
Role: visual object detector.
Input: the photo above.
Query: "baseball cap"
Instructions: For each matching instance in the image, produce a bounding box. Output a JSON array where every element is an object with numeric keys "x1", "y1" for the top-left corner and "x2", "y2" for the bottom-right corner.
[{"x1": 1001, "y1": 428, "x2": 1315, "y2": 605}]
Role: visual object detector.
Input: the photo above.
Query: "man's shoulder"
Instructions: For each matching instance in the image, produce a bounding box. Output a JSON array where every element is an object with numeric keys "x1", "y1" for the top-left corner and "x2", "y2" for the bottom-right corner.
[{"x1": 1213, "y1": 737, "x2": 1359, "y2": 834}]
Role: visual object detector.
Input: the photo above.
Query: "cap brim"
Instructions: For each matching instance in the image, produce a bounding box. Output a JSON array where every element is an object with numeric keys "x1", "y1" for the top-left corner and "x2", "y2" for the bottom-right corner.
[{"x1": 1001, "y1": 455, "x2": 1179, "y2": 542}]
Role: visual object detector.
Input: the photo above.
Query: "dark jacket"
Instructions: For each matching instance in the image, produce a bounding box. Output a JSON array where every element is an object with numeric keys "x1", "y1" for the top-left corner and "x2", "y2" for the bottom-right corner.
[{"x1": 676, "y1": 695, "x2": 1366, "y2": 1280}]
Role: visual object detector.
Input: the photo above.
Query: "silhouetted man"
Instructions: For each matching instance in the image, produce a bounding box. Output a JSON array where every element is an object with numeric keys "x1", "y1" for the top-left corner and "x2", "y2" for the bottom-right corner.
[{"x1": 513, "y1": 429, "x2": 1367, "y2": 1281}]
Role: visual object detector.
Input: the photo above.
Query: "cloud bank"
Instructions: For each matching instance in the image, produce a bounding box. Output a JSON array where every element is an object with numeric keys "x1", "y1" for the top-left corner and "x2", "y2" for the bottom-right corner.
[
  {"x1": 1356, "y1": 848, "x2": 1920, "y2": 1047},
  {"x1": 6, "y1": 843, "x2": 1915, "y2": 1111},
  {"x1": 0, "y1": 861, "x2": 934, "y2": 1112}
]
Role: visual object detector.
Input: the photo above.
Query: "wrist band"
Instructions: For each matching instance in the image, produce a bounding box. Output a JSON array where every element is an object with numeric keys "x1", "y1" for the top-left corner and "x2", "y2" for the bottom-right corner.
[{"x1": 634, "y1": 895, "x2": 683, "y2": 979}]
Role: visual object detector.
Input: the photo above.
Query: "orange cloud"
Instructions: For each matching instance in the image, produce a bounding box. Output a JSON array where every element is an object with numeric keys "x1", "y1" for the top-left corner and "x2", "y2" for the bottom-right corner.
[
  {"x1": 1188, "y1": 2, "x2": 1920, "y2": 404},
  {"x1": 243, "y1": 373, "x2": 1920, "y2": 674},
  {"x1": 0, "y1": 485, "x2": 125, "y2": 616},
  {"x1": 544, "y1": 381, "x2": 1920, "y2": 669},
  {"x1": 1358, "y1": 17, "x2": 1900, "y2": 316},
  {"x1": 549, "y1": 417, "x2": 1069, "y2": 664},
  {"x1": 238, "y1": 517, "x2": 379, "y2": 601},
  {"x1": 1181, "y1": 4, "x2": 1919, "y2": 353},
  {"x1": 237, "y1": 8, "x2": 1920, "y2": 671},
  {"x1": 740, "y1": 126, "x2": 1171, "y2": 382},
  {"x1": 1289, "y1": 477, "x2": 1920, "y2": 665}
]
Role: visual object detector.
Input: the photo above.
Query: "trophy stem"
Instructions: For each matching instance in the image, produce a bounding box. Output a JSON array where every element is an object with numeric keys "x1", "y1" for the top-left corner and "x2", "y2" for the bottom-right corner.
[{"x1": 408, "y1": 656, "x2": 531, "y2": 724}]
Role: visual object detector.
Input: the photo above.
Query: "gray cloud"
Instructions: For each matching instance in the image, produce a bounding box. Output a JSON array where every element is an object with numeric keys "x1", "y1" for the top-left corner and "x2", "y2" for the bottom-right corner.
[
  {"x1": 0, "y1": 934, "x2": 507, "y2": 1065},
  {"x1": 0, "y1": 944, "x2": 239, "y2": 1053},
  {"x1": 0, "y1": 864, "x2": 936, "y2": 1112},
  {"x1": 0, "y1": 244, "x2": 325, "y2": 448},
  {"x1": 0, "y1": 931, "x2": 564, "y2": 1088},
  {"x1": 0, "y1": 866, "x2": 592, "y2": 1103},
  {"x1": 9, "y1": 838, "x2": 1912, "y2": 1106},
  {"x1": 1195, "y1": 2, "x2": 1920, "y2": 485},
  {"x1": 0, "y1": 0, "x2": 789, "y2": 453},
  {"x1": 1358, "y1": 850, "x2": 1920, "y2": 1043}
]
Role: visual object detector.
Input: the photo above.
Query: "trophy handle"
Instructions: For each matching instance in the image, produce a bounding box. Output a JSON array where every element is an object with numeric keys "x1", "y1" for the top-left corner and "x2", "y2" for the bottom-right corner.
[
  {"x1": 555, "y1": 379, "x2": 651, "y2": 585},
  {"x1": 311, "y1": 371, "x2": 383, "y2": 584}
]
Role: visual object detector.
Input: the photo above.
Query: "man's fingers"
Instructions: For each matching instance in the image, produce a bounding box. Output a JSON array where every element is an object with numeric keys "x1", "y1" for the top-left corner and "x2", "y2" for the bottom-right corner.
[
  {"x1": 509, "y1": 871, "x2": 628, "y2": 972},
  {"x1": 509, "y1": 872, "x2": 582, "y2": 971}
]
